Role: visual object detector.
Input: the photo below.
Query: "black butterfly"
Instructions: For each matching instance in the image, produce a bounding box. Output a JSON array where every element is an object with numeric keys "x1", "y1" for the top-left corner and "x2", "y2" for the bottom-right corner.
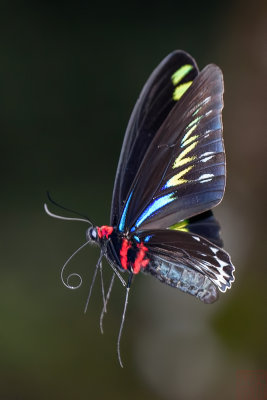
[{"x1": 45, "y1": 50, "x2": 235, "y2": 367}]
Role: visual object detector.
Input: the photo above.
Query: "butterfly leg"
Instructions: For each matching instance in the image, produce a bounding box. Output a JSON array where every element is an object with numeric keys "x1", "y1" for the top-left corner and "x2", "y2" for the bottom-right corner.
[
  {"x1": 99, "y1": 272, "x2": 115, "y2": 334},
  {"x1": 117, "y1": 272, "x2": 133, "y2": 368},
  {"x1": 99, "y1": 261, "x2": 106, "y2": 314},
  {"x1": 84, "y1": 250, "x2": 104, "y2": 314}
]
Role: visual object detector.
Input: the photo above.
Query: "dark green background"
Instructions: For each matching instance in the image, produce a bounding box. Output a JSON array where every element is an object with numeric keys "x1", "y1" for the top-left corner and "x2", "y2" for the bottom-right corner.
[{"x1": 1, "y1": 1, "x2": 266, "y2": 399}]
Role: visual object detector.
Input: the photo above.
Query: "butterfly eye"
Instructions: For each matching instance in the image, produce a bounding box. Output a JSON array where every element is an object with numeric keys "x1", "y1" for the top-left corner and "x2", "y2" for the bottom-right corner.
[{"x1": 86, "y1": 227, "x2": 98, "y2": 242}]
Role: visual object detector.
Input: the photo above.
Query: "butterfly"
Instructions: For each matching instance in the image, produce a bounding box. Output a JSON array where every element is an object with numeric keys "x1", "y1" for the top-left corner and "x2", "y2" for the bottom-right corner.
[{"x1": 45, "y1": 50, "x2": 235, "y2": 367}]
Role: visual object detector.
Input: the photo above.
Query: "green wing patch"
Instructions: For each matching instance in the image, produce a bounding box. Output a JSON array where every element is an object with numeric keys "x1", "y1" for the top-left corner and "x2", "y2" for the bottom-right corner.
[
  {"x1": 171, "y1": 64, "x2": 193, "y2": 101},
  {"x1": 169, "y1": 219, "x2": 189, "y2": 232}
]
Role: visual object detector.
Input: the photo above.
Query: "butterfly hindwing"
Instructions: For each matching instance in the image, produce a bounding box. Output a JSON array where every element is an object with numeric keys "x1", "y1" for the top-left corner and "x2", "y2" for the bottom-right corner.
[
  {"x1": 110, "y1": 51, "x2": 199, "y2": 227},
  {"x1": 117, "y1": 64, "x2": 225, "y2": 233},
  {"x1": 137, "y1": 229, "x2": 234, "y2": 303},
  {"x1": 170, "y1": 210, "x2": 224, "y2": 247}
]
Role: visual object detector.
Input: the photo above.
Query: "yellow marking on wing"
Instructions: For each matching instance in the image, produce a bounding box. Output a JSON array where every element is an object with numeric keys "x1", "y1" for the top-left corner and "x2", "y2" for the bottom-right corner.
[
  {"x1": 182, "y1": 134, "x2": 199, "y2": 147},
  {"x1": 181, "y1": 124, "x2": 198, "y2": 144},
  {"x1": 187, "y1": 115, "x2": 202, "y2": 129},
  {"x1": 173, "y1": 141, "x2": 198, "y2": 169},
  {"x1": 169, "y1": 220, "x2": 189, "y2": 232},
  {"x1": 174, "y1": 156, "x2": 196, "y2": 167},
  {"x1": 166, "y1": 165, "x2": 193, "y2": 187},
  {"x1": 171, "y1": 65, "x2": 193, "y2": 85},
  {"x1": 173, "y1": 81, "x2": 193, "y2": 101}
]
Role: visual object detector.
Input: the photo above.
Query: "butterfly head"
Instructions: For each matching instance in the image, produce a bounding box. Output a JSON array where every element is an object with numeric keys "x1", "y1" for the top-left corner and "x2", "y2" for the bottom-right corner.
[
  {"x1": 86, "y1": 226, "x2": 99, "y2": 244},
  {"x1": 86, "y1": 225, "x2": 114, "y2": 244}
]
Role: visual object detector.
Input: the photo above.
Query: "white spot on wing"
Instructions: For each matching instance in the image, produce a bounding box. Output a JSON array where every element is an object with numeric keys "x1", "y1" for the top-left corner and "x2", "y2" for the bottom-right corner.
[
  {"x1": 200, "y1": 179, "x2": 212, "y2": 183},
  {"x1": 201, "y1": 156, "x2": 213, "y2": 163},
  {"x1": 210, "y1": 246, "x2": 219, "y2": 254},
  {"x1": 201, "y1": 151, "x2": 214, "y2": 157},
  {"x1": 214, "y1": 256, "x2": 229, "y2": 268},
  {"x1": 196, "y1": 173, "x2": 214, "y2": 183},
  {"x1": 204, "y1": 130, "x2": 212, "y2": 138},
  {"x1": 198, "y1": 173, "x2": 214, "y2": 180},
  {"x1": 193, "y1": 236, "x2": 200, "y2": 241},
  {"x1": 200, "y1": 151, "x2": 215, "y2": 163}
]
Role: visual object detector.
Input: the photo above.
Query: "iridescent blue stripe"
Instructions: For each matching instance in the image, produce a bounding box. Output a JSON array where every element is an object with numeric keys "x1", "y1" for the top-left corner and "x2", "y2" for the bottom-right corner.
[
  {"x1": 144, "y1": 235, "x2": 152, "y2": 243},
  {"x1": 133, "y1": 235, "x2": 140, "y2": 243},
  {"x1": 118, "y1": 191, "x2": 133, "y2": 232},
  {"x1": 134, "y1": 192, "x2": 176, "y2": 229}
]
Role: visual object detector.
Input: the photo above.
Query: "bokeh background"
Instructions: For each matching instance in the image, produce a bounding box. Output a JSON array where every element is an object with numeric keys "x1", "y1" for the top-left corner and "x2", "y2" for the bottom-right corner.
[{"x1": 1, "y1": 1, "x2": 266, "y2": 399}]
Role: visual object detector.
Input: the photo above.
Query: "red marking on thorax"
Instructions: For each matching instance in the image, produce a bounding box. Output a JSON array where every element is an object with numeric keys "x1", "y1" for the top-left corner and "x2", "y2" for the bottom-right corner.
[
  {"x1": 120, "y1": 239, "x2": 131, "y2": 270},
  {"x1": 119, "y1": 238, "x2": 150, "y2": 273},
  {"x1": 97, "y1": 225, "x2": 114, "y2": 239},
  {"x1": 133, "y1": 243, "x2": 149, "y2": 274}
]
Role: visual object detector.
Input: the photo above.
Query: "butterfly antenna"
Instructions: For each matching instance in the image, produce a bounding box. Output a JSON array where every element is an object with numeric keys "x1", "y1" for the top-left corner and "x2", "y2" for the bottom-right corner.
[
  {"x1": 61, "y1": 241, "x2": 91, "y2": 290},
  {"x1": 84, "y1": 250, "x2": 104, "y2": 314},
  {"x1": 117, "y1": 272, "x2": 133, "y2": 368},
  {"x1": 100, "y1": 273, "x2": 115, "y2": 334},
  {"x1": 44, "y1": 203, "x2": 91, "y2": 224},
  {"x1": 45, "y1": 191, "x2": 93, "y2": 226}
]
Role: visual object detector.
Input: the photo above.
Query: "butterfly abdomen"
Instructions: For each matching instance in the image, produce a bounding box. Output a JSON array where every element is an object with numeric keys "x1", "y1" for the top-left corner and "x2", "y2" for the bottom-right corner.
[{"x1": 147, "y1": 257, "x2": 218, "y2": 303}]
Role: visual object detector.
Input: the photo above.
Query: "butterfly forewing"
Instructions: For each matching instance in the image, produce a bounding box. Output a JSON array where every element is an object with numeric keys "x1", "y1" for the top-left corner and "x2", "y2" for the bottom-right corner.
[
  {"x1": 116, "y1": 65, "x2": 224, "y2": 233},
  {"x1": 110, "y1": 51, "x2": 199, "y2": 228}
]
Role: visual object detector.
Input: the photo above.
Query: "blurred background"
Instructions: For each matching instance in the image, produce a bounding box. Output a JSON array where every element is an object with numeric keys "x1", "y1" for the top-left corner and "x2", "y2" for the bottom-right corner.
[{"x1": 0, "y1": 1, "x2": 266, "y2": 399}]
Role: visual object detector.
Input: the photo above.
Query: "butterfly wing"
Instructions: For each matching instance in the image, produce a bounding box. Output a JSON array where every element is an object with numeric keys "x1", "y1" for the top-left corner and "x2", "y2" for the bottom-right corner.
[
  {"x1": 117, "y1": 64, "x2": 225, "y2": 233},
  {"x1": 138, "y1": 229, "x2": 234, "y2": 303},
  {"x1": 170, "y1": 210, "x2": 224, "y2": 247},
  {"x1": 110, "y1": 51, "x2": 199, "y2": 227}
]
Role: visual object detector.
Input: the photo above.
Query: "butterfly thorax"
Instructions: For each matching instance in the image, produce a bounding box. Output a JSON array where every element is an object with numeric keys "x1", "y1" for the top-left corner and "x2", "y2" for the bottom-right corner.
[{"x1": 87, "y1": 225, "x2": 150, "y2": 275}]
